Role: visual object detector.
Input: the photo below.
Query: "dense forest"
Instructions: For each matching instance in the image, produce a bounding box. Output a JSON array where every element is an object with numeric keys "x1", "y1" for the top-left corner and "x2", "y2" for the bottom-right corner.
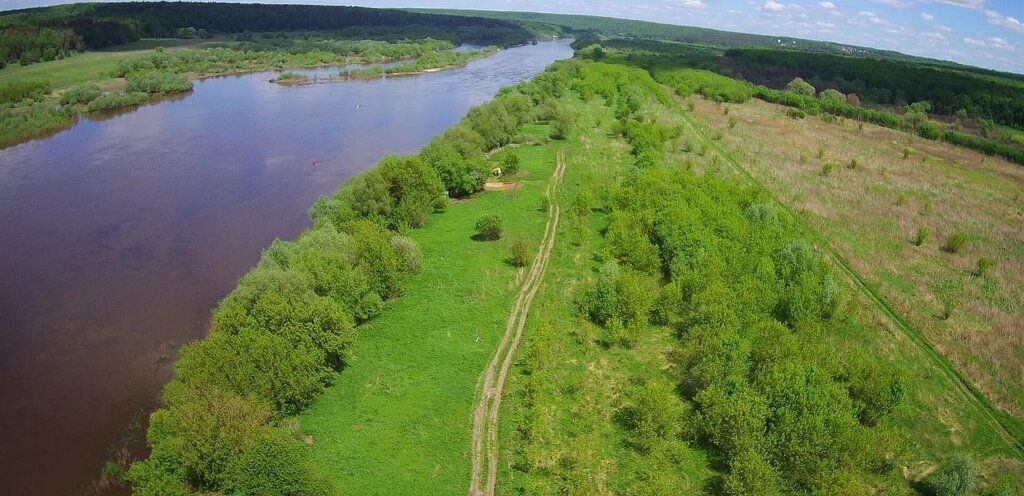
[
  {"x1": 0, "y1": 2, "x2": 532, "y2": 66},
  {"x1": 725, "y1": 48, "x2": 1024, "y2": 128}
]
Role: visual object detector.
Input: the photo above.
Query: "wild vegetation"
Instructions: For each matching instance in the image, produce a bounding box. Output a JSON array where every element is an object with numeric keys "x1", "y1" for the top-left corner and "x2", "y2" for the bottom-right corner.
[
  {"x1": 0, "y1": 33, "x2": 506, "y2": 148},
  {"x1": 343, "y1": 46, "x2": 498, "y2": 79},
  {"x1": 579, "y1": 40, "x2": 1024, "y2": 165}
]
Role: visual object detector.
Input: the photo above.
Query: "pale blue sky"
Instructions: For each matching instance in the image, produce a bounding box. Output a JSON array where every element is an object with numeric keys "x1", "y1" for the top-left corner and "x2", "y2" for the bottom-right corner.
[{"x1": 4, "y1": 0, "x2": 1023, "y2": 73}]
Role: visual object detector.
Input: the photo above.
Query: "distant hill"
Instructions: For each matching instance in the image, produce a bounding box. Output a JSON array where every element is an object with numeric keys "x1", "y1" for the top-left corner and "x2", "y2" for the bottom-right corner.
[{"x1": 412, "y1": 8, "x2": 1021, "y2": 76}]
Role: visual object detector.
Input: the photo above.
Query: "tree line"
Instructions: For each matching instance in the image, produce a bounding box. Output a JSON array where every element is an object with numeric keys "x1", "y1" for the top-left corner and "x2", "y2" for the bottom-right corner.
[
  {"x1": 725, "y1": 48, "x2": 1024, "y2": 129},
  {"x1": 0, "y1": 2, "x2": 533, "y2": 67},
  {"x1": 580, "y1": 42, "x2": 1024, "y2": 166}
]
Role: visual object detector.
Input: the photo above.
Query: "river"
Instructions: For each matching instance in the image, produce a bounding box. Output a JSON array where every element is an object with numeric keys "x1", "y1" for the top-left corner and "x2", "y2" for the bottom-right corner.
[{"x1": 0, "y1": 39, "x2": 572, "y2": 495}]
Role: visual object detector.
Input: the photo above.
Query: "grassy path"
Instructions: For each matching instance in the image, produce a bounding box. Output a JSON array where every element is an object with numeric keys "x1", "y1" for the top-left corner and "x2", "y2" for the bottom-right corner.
[
  {"x1": 469, "y1": 150, "x2": 566, "y2": 496},
  {"x1": 675, "y1": 98, "x2": 1024, "y2": 457}
]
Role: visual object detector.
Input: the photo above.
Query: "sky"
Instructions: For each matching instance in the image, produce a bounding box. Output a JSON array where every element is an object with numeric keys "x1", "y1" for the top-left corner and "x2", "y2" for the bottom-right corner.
[{"x1": 4, "y1": 0, "x2": 1023, "y2": 73}]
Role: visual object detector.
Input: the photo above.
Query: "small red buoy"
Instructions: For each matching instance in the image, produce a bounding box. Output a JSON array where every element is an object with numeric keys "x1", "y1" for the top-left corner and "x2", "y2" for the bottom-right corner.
[{"x1": 311, "y1": 159, "x2": 318, "y2": 167}]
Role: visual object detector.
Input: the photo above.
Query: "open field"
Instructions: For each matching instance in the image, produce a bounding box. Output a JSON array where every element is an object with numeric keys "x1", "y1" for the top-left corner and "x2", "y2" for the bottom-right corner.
[
  {"x1": 0, "y1": 39, "x2": 225, "y2": 92},
  {"x1": 298, "y1": 123, "x2": 558, "y2": 494},
  {"x1": 668, "y1": 95, "x2": 1024, "y2": 486}
]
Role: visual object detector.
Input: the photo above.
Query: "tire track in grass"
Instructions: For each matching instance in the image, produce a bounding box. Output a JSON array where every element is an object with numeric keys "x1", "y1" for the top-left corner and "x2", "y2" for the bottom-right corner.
[
  {"x1": 469, "y1": 149, "x2": 566, "y2": 496},
  {"x1": 675, "y1": 101, "x2": 1024, "y2": 457}
]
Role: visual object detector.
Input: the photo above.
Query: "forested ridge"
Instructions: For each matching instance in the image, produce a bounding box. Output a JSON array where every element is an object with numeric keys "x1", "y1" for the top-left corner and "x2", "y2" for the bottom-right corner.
[{"x1": 0, "y1": 2, "x2": 532, "y2": 66}]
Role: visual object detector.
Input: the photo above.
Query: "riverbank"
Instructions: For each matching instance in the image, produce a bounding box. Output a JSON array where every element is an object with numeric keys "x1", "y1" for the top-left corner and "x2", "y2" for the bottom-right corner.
[
  {"x1": 124, "y1": 51, "x2": 574, "y2": 496},
  {"x1": 0, "y1": 39, "x2": 481, "y2": 150},
  {"x1": 0, "y1": 40, "x2": 573, "y2": 496}
]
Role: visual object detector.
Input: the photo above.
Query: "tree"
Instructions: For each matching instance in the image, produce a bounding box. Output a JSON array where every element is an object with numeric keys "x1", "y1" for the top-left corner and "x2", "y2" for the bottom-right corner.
[
  {"x1": 819, "y1": 88, "x2": 845, "y2": 105},
  {"x1": 475, "y1": 215, "x2": 503, "y2": 240},
  {"x1": 550, "y1": 103, "x2": 576, "y2": 140},
  {"x1": 787, "y1": 77, "x2": 816, "y2": 97},
  {"x1": 722, "y1": 449, "x2": 784, "y2": 496},
  {"x1": 925, "y1": 454, "x2": 978, "y2": 496},
  {"x1": 379, "y1": 155, "x2": 447, "y2": 227},
  {"x1": 499, "y1": 150, "x2": 521, "y2": 175},
  {"x1": 133, "y1": 388, "x2": 271, "y2": 491}
]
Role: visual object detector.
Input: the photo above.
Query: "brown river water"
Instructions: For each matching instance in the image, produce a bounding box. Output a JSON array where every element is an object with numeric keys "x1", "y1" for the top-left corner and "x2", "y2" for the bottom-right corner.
[{"x1": 0, "y1": 40, "x2": 572, "y2": 495}]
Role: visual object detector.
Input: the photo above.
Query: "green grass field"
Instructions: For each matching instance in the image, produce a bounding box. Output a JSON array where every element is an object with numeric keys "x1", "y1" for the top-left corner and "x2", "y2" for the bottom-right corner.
[
  {"x1": 0, "y1": 38, "x2": 226, "y2": 91},
  {"x1": 298, "y1": 124, "x2": 557, "y2": 494}
]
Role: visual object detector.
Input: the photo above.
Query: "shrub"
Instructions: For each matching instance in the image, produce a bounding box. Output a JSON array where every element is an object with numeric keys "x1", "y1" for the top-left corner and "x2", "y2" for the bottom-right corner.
[
  {"x1": 924, "y1": 454, "x2": 978, "y2": 496},
  {"x1": 125, "y1": 72, "x2": 193, "y2": 94},
  {"x1": 0, "y1": 80, "x2": 50, "y2": 104},
  {"x1": 223, "y1": 430, "x2": 336, "y2": 496},
  {"x1": 943, "y1": 232, "x2": 971, "y2": 254},
  {"x1": 913, "y1": 227, "x2": 930, "y2": 246},
  {"x1": 918, "y1": 120, "x2": 942, "y2": 140},
  {"x1": 86, "y1": 92, "x2": 149, "y2": 112},
  {"x1": 686, "y1": 99, "x2": 695, "y2": 111},
  {"x1": 499, "y1": 151, "x2": 521, "y2": 175},
  {"x1": 821, "y1": 161, "x2": 835, "y2": 176},
  {"x1": 343, "y1": 154, "x2": 446, "y2": 228},
  {"x1": 728, "y1": 116, "x2": 737, "y2": 129},
  {"x1": 650, "y1": 282, "x2": 681, "y2": 325},
  {"x1": 786, "y1": 77, "x2": 816, "y2": 97},
  {"x1": 848, "y1": 158, "x2": 858, "y2": 169},
  {"x1": 390, "y1": 236, "x2": 422, "y2": 274},
  {"x1": 509, "y1": 238, "x2": 529, "y2": 267},
  {"x1": 819, "y1": 88, "x2": 846, "y2": 105},
  {"x1": 799, "y1": 151, "x2": 808, "y2": 164},
  {"x1": 903, "y1": 147, "x2": 913, "y2": 159},
  {"x1": 786, "y1": 107, "x2": 806, "y2": 119},
  {"x1": 475, "y1": 214, "x2": 503, "y2": 240},
  {"x1": 974, "y1": 257, "x2": 993, "y2": 277},
  {"x1": 60, "y1": 84, "x2": 102, "y2": 105},
  {"x1": 817, "y1": 147, "x2": 826, "y2": 159},
  {"x1": 617, "y1": 380, "x2": 685, "y2": 453}
]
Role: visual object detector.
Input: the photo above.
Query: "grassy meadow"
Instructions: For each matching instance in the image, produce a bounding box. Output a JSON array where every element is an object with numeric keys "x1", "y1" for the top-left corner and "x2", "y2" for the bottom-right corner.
[
  {"x1": 298, "y1": 123, "x2": 558, "y2": 494},
  {"x1": 0, "y1": 38, "x2": 225, "y2": 92}
]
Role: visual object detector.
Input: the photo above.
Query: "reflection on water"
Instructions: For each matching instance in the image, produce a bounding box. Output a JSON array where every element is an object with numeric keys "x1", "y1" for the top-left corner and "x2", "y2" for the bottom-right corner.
[{"x1": 0, "y1": 40, "x2": 572, "y2": 495}]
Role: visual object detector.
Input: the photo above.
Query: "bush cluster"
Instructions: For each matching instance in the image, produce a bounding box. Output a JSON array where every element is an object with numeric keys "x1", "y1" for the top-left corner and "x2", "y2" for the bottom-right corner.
[
  {"x1": 582, "y1": 160, "x2": 904, "y2": 493},
  {"x1": 59, "y1": 84, "x2": 102, "y2": 105},
  {"x1": 125, "y1": 71, "x2": 193, "y2": 94}
]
